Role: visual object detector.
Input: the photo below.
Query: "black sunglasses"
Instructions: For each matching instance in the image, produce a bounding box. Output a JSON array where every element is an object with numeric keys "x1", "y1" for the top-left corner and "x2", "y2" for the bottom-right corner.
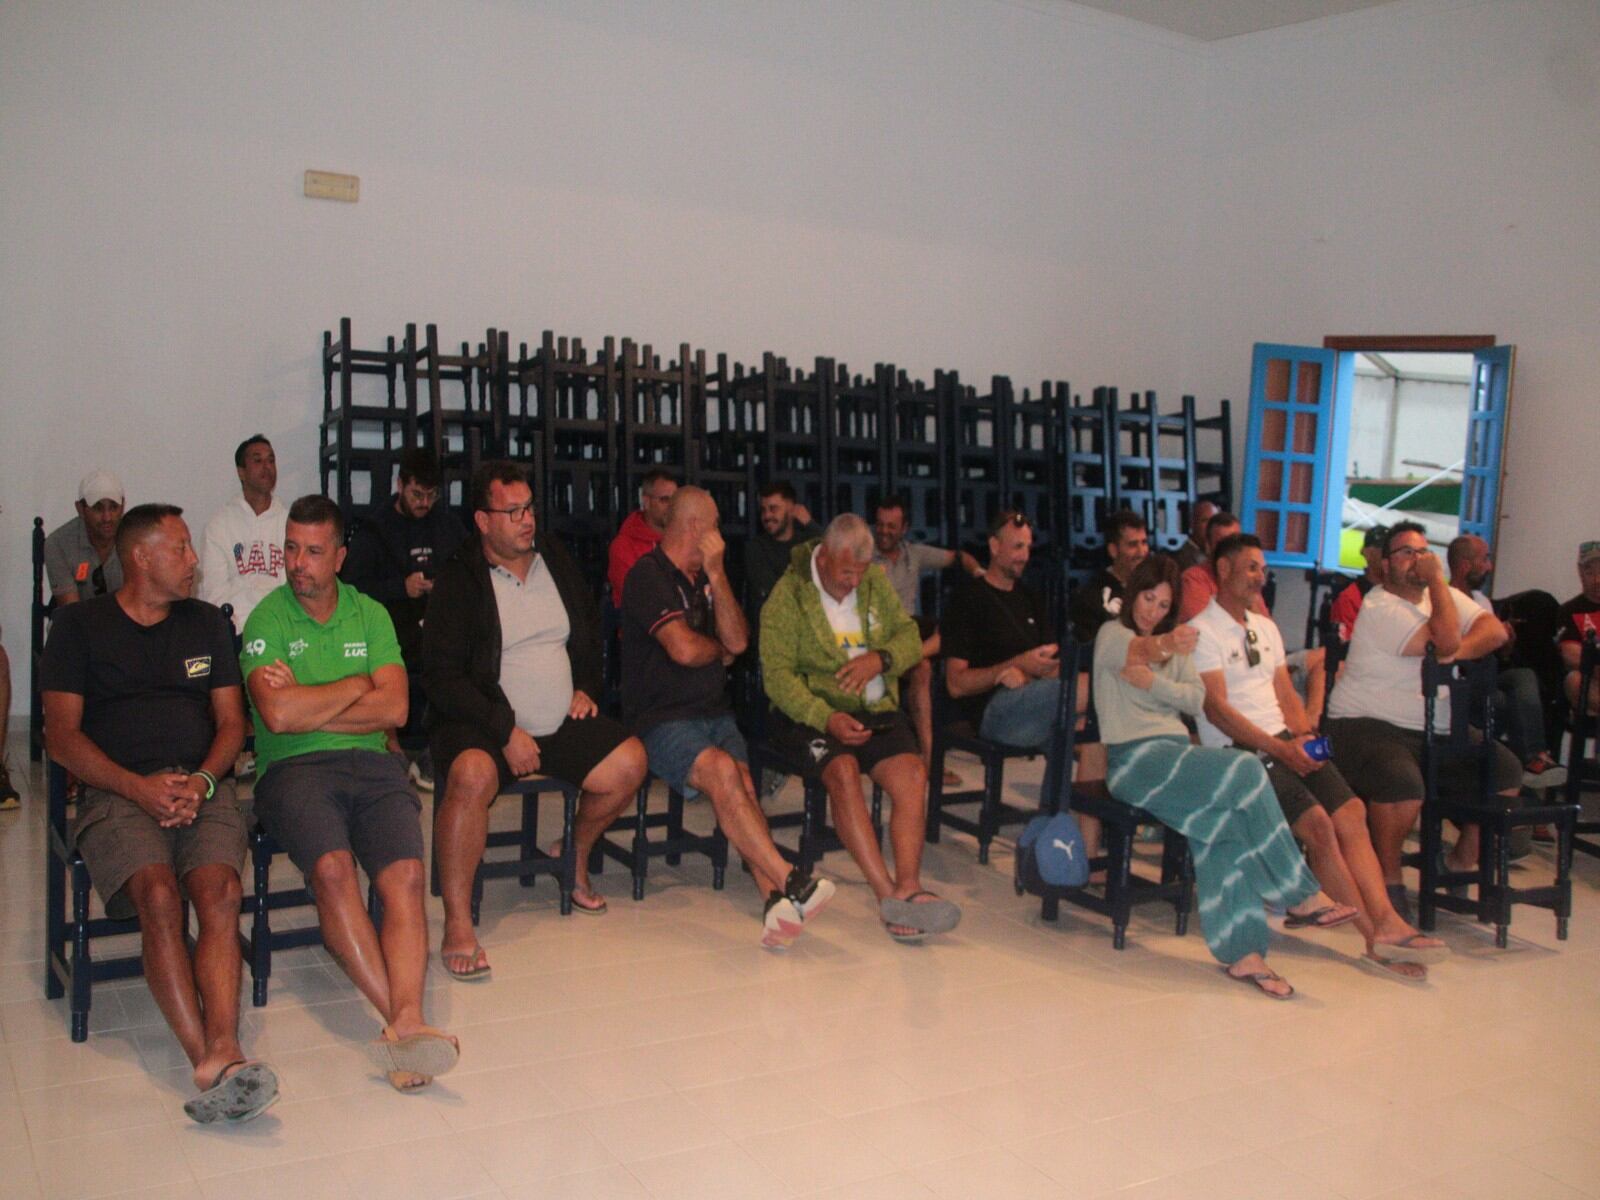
[{"x1": 1244, "y1": 627, "x2": 1260, "y2": 668}]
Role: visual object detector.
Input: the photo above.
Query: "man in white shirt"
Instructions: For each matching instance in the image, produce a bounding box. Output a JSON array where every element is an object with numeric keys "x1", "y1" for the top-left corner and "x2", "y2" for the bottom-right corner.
[
  {"x1": 201, "y1": 435, "x2": 288, "y2": 633},
  {"x1": 1324, "y1": 522, "x2": 1521, "y2": 918},
  {"x1": 1191, "y1": 534, "x2": 1447, "y2": 978}
]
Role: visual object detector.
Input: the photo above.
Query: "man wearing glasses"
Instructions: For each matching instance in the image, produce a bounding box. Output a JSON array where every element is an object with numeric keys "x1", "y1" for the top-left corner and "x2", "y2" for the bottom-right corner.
[
  {"x1": 342, "y1": 450, "x2": 466, "y2": 790},
  {"x1": 1323, "y1": 522, "x2": 1520, "y2": 921},
  {"x1": 1558, "y1": 540, "x2": 1600, "y2": 716},
  {"x1": 1190, "y1": 533, "x2": 1447, "y2": 980},
  {"x1": 45, "y1": 469, "x2": 125, "y2": 604},
  {"x1": 423, "y1": 461, "x2": 646, "y2": 978}
]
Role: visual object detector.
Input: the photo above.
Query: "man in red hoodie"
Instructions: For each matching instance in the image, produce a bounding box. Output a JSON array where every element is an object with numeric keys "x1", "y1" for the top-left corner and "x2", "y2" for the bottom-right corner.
[{"x1": 607, "y1": 469, "x2": 677, "y2": 604}]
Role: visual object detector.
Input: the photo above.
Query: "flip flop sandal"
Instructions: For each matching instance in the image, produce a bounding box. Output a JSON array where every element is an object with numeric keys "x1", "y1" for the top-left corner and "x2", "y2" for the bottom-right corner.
[
  {"x1": 884, "y1": 920, "x2": 927, "y2": 944},
  {"x1": 386, "y1": 1069, "x2": 434, "y2": 1094},
  {"x1": 1222, "y1": 966, "x2": 1295, "y2": 1000},
  {"x1": 440, "y1": 947, "x2": 493, "y2": 981},
  {"x1": 879, "y1": 892, "x2": 962, "y2": 935},
  {"x1": 571, "y1": 889, "x2": 608, "y2": 916},
  {"x1": 1283, "y1": 904, "x2": 1359, "y2": 930},
  {"x1": 184, "y1": 1060, "x2": 280, "y2": 1124},
  {"x1": 364, "y1": 1029, "x2": 460, "y2": 1079},
  {"x1": 1370, "y1": 933, "x2": 1450, "y2": 965},
  {"x1": 1358, "y1": 953, "x2": 1429, "y2": 985}
]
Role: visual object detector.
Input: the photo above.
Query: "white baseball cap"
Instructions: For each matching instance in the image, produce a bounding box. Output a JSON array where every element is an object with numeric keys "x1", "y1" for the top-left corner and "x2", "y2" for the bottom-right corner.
[{"x1": 78, "y1": 469, "x2": 124, "y2": 507}]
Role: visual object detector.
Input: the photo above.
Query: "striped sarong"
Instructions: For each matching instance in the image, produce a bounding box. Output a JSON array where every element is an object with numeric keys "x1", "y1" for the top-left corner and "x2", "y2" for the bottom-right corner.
[{"x1": 1107, "y1": 735, "x2": 1318, "y2": 964}]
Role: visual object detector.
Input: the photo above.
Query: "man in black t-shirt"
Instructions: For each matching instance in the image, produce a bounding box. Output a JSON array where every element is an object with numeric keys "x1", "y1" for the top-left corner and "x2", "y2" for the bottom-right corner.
[
  {"x1": 942, "y1": 511, "x2": 1060, "y2": 741},
  {"x1": 622, "y1": 488, "x2": 834, "y2": 949},
  {"x1": 1068, "y1": 509, "x2": 1149, "y2": 643},
  {"x1": 1560, "y1": 539, "x2": 1600, "y2": 715},
  {"x1": 40, "y1": 504, "x2": 276, "y2": 1125}
]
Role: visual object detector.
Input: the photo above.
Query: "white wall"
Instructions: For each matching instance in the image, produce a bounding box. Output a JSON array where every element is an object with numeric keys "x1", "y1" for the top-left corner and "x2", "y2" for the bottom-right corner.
[
  {"x1": 1182, "y1": 0, "x2": 1600, "y2": 605},
  {"x1": 1347, "y1": 373, "x2": 1470, "y2": 481},
  {"x1": 1, "y1": 0, "x2": 1214, "y2": 714},
  {"x1": 5, "y1": 0, "x2": 1599, "y2": 715}
]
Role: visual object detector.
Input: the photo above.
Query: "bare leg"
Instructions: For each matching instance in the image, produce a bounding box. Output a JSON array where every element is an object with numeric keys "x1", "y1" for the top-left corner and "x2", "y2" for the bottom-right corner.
[
  {"x1": 124, "y1": 864, "x2": 217, "y2": 1086},
  {"x1": 903, "y1": 655, "x2": 936, "y2": 776},
  {"x1": 310, "y1": 850, "x2": 393, "y2": 1018},
  {"x1": 1367, "y1": 798, "x2": 1421, "y2": 885},
  {"x1": 435, "y1": 750, "x2": 498, "y2": 971},
  {"x1": 870, "y1": 753, "x2": 931, "y2": 900},
  {"x1": 572, "y1": 737, "x2": 649, "y2": 899},
  {"x1": 1329, "y1": 800, "x2": 1441, "y2": 952},
  {"x1": 181, "y1": 863, "x2": 248, "y2": 1089},
  {"x1": 373, "y1": 858, "x2": 430, "y2": 1036},
  {"x1": 821, "y1": 755, "x2": 895, "y2": 898},
  {"x1": 687, "y1": 749, "x2": 785, "y2": 895},
  {"x1": 1290, "y1": 806, "x2": 1371, "y2": 940}
]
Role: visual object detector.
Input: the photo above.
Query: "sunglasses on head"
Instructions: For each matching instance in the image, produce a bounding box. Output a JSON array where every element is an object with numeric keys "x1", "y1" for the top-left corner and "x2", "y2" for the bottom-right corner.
[
  {"x1": 991, "y1": 511, "x2": 1031, "y2": 535},
  {"x1": 1244, "y1": 627, "x2": 1260, "y2": 668}
]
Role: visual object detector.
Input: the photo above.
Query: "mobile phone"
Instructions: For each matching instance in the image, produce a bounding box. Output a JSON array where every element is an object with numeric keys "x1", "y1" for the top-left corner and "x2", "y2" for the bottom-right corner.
[{"x1": 855, "y1": 711, "x2": 900, "y2": 733}]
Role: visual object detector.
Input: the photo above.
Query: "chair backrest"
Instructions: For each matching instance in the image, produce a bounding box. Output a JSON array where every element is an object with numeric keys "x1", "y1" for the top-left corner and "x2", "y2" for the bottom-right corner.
[
  {"x1": 1040, "y1": 640, "x2": 1096, "y2": 816},
  {"x1": 1567, "y1": 632, "x2": 1600, "y2": 806},
  {"x1": 1320, "y1": 629, "x2": 1349, "y2": 710},
  {"x1": 1419, "y1": 645, "x2": 1498, "y2": 801}
]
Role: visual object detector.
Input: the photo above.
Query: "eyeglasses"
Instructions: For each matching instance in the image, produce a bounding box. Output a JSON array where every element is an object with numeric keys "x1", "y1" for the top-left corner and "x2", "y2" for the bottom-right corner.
[
  {"x1": 1389, "y1": 545, "x2": 1424, "y2": 560},
  {"x1": 483, "y1": 503, "x2": 535, "y2": 522},
  {"x1": 403, "y1": 486, "x2": 440, "y2": 503},
  {"x1": 91, "y1": 564, "x2": 107, "y2": 596},
  {"x1": 1244, "y1": 627, "x2": 1260, "y2": 668}
]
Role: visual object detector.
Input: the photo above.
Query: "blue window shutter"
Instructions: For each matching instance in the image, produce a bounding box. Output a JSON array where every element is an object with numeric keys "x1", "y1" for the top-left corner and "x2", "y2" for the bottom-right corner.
[
  {"x1": 1459, "y1": 346, "x2": 1515, "y2": 548},
  {"x1": 1239, "y1": 344, "x2": 1352, "y2": 570}
]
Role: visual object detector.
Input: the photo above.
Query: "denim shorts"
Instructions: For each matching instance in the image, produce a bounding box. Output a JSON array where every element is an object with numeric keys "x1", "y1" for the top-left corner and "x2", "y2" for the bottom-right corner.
[{"x1": 640, "y1": 713, "x2": 748, "y2": 798}]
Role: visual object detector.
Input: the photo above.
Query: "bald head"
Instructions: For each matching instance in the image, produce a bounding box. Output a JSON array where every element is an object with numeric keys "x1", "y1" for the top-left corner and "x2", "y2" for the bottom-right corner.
[
  {"x1": 1448, "y1": 534, "x2": 1491, "y2": 589},
  {"x1": 664, "y1": 485, "x2": 715, "y2": 532}
]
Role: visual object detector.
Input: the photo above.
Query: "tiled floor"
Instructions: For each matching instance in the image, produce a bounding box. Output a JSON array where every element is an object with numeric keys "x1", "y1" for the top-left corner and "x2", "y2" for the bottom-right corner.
[{"x1": 2, "y1": 743, "x2": 1598, "y2": 1200}]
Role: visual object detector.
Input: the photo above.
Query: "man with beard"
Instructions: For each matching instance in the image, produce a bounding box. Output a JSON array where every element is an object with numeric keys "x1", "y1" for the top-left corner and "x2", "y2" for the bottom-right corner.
[
  {"x1": 1069, "y1": 510, "x2": 1150, "y2": 644},
  {"x1": 45, "y1": 469, "x2": 125, "y2": 604},
  {"x1": 1558, "y1": 540, "x2": 1600, "y2": 716},
  {"x1": 1324, "y1": 522, "x2": 1520, "y2": 920},
  {"x1": 742, "y1": 481, "x2": 820, "y2": 619},
  {"x1": 607, "y1": 468, "x2": 677, "y2": 605},
  {"x1": 242, "y1": 495, "x2": 458, "y2": 1092},
  {"x1": 342, "y1": 450, "x2": 466, "y2": 790},
  {"x1": 870, "y1": 495, "x2": 981, "y2": 785},
  {"x1": 1190, "y1": 532, "x2": 1447, "y2": 981}
]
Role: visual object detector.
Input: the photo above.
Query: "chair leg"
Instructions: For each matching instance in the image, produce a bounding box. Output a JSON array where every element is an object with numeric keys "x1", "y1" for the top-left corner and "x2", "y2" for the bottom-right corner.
[
  {"x1": 1555, "y1": 811, "x2": 1575, "y2": 940},
  {"x1": 1493, "y1": 821, "x2": 1512, "y2": 949},
  {"x1": 1417, "y1": 808, "x2": 1441, "y2": 931},
  {"x1": 1108, "y1": 822, "x2": 1135, "y2": 951},
  {"x1": 666, "y1": 786, "x2": 684, "y2": 867},
  {"x1": 870, "y1": 784, "x2": 883, "y2": 846},
  {"x1": 70, "y1": 861, "x2": 93, "y2": 1043},
  {"x1": 632, "y1": 787, "x2": 650, "y2": 902},
  {"x1": 711, "y1": 828, "x2": 728, "y2": 890},
  {"x1": 799, "y1": 782, "x2": 823, "y2": 878},
  {"x1": 925, "y1": 741, "x2": 945, "y2": 844},
  {"x1": 1163, "y1": 828, "x2": 1192, "y2": 936},
  {"x1": 519, "y1": 795, "x2": 539, "y2": 887},
  {"x1": 251, "y1": 841, "x2": 272, "y2": 1007},
  {"x1": 558, "y1": 788, "x2": 578, "y2": 916},
  {"x1": 971, "y1": 756, "x2": 995, "y2": 865},
  {"x1": 45, "y1": 836, "x2": 65, "y2": 1001},
  {"x1": 470, "y1": 866, "x2": 484, "y2": 926},
  {"x1": 1041, "y1": 893, "x2": 1059, "y2": 922}
]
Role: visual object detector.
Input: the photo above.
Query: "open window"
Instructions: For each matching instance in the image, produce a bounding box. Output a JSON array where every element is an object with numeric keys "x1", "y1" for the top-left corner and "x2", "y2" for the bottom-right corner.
[{"x1": 1240, "y1": 338, "x2": 1514, "y2": 571}]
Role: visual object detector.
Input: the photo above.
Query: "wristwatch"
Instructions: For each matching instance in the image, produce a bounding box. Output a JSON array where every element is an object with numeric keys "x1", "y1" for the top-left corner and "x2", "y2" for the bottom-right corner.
[{"x1": 877, "y1": 647, "x2": 894, "y2": 675}]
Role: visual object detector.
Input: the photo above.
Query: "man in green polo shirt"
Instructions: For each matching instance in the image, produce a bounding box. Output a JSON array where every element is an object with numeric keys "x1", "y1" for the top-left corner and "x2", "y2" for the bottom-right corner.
[{"x1": 240, "y1": 495, "x2": 458, "y2": 1092}]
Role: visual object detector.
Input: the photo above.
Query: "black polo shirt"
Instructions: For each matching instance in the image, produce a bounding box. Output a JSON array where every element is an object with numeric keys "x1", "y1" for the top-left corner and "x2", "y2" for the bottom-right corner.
[{"x1": 620, "y1": 546, "x2": 730, "y2": 731}]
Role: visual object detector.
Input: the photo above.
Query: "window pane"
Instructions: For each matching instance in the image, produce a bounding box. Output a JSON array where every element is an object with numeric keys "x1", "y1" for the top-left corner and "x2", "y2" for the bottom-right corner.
[
  {"x1": 1265, "y1": 359, "x2": 1290, "y2": 403},
  {"x1": 1290, "y1": 461, "x2": 1313, "y2": 504},
  {"x1": 1295, "y1": 361, "x2": 1322, "y2": 407},
  {"x1": 1256, "y1": 509, "x2": 1280, "y2": 551},
  {"x1": 1257, "y1": 456, "x2": 1283, "y2": 504},
  {"x1": 1261, "y1": 407, "x2": 1287, "y2": 453},
  {"x1": 1286, "y1": 511, "x2": 1310, "y2": 554},
  {"x1": 1292, "y1": 408, "x2": 1318, "y2": 455}
]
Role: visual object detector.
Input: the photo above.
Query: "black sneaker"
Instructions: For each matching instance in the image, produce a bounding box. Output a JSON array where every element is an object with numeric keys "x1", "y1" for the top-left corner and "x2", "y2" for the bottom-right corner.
[{"x1": 0, "y1": 761, "x2": 18, "y2": 811}]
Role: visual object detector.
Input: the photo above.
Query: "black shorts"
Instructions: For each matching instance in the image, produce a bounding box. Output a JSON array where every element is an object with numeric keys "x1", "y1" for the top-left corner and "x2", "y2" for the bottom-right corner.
[
  {"x1": 766, "y1": 708, "x2": 920, "y2": 777},
  {"x1": 1249, "y1": 733, "x2": 1356, "y2": 827},
  {"x1": 914, "y1": 613, "x2": 939, "y2": 643},
  {"x1": 432, "y1": 713, "x2": 633, "y2": 795},
  {"x1": 1325, "y1": 716, "x2": 1522, "y2": 805},
  {"x1": 254, "y1": 749, "x2": 423, "y2": 881}
]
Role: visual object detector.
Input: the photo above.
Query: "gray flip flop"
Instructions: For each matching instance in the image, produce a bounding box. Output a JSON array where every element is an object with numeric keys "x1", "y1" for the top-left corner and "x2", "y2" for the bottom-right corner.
[
  {"x1": 879, "y1": 892, "x2": 962, "y2": 935},
  {"x1": 364, "y1": 1030, "x2": 460, "y2": 1079},
  {"x1": 183, "y1": 1061, "x2": 280, "y2": 1125},
  {"x1": 1370, "y1": 933, "x2": 1449, "y2": 965}
]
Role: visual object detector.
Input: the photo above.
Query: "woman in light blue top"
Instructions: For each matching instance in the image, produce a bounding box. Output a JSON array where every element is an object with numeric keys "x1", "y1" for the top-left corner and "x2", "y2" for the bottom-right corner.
[{"x1": 1093, "y1": 556, "x2": 1327, "y2": 999}]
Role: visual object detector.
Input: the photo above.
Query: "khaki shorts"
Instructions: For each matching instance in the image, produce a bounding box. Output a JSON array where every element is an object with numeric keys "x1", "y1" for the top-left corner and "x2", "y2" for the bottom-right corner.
[{"x1": 74, "y1": 775, "x2": 249, "y2": 920}]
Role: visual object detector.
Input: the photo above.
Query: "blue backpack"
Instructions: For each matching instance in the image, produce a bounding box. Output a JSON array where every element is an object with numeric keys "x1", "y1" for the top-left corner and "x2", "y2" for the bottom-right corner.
[{"x1": 1016, "y1": 810, "x2": 1090, "y2": 891}]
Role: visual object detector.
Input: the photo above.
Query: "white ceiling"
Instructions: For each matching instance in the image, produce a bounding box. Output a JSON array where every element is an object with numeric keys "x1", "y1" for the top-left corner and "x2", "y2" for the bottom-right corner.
[{"x1": 1060, "y1": 0, "x2": 1400, "y2": 41}]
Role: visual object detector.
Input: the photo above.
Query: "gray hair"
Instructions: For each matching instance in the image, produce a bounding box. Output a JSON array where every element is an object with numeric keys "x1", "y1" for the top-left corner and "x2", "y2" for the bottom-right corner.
[{"x1": 822, "y1": 513, "x2": 873, "y2": 563}]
